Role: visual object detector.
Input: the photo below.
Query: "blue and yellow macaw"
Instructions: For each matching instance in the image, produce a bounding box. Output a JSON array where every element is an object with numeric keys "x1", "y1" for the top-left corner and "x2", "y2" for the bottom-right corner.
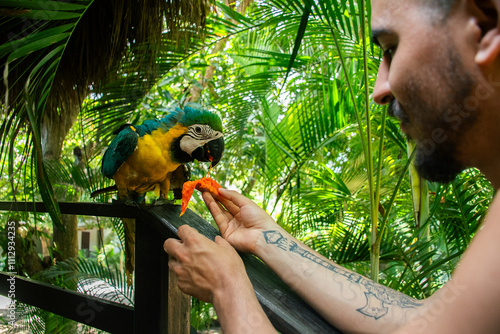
[{"x1": 94, "y1": 106, "x2": 224, "y2": 281}]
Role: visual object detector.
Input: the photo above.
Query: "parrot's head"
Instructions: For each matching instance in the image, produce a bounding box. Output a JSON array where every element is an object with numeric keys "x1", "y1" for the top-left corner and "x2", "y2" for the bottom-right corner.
[{"x1": 174, "y1": 107, "x2": 224, "y2": 167}]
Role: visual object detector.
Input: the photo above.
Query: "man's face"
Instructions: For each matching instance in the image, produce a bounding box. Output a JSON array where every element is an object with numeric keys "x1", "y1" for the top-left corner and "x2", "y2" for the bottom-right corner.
[{"x1": 371, "y1": 0, "x2": 479, "y2": 183}]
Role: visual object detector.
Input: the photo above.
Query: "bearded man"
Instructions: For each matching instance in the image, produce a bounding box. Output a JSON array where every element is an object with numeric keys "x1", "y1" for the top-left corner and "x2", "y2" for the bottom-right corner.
[{"x1": 165, "y1": 1, "x2": 500, "y2": 333}]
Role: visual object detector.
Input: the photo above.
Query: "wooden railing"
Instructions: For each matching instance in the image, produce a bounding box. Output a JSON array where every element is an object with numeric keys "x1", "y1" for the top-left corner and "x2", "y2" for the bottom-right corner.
[{"x1": 0, "y1": 201, "x2": 341, "y2": 334}]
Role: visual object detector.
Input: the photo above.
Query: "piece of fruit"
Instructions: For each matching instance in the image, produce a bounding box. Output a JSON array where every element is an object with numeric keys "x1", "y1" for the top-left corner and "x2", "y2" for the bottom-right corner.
[{"x1": 180, "y1": 177, "x2": 222, "y2": 216}]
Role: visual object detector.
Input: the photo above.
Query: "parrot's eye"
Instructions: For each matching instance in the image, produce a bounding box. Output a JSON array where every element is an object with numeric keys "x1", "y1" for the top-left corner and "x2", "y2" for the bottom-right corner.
[{"x1": 195, "y1": 126, "x2": 202, "y2": 134}]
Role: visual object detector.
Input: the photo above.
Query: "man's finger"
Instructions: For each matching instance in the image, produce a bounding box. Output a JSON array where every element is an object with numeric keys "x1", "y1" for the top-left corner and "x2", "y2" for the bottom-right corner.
[
  {"x1": 203, "y1": 192, "x2": 232, "y2": 222},
  {"x1": 167, "y1": 256, "x2": 184, "y2": 277},
  {"x1": 177, "y1": 224, "x2": 199, "y2": 241},
  {"x1": 163, "y1": 238, "x2": 181, "y2": 255},
  {"x1": 218, "y1": 188, "x2": 254, "y2": 209},
  {"x1": 214, "y1": 235, "x2": 233, "y2": 249},
  {"x1": 202, "y1": 191, "x2": 217, "y2": 209},
  {"x1": 208, "y1": 202, "x2": 231, "y2": 232},
  {"x1": 214, "y1": 189, "x2": 243, "y2": 216},
  {"x1": 167, "y1": 255, "x2": 178, "y2": 268}
]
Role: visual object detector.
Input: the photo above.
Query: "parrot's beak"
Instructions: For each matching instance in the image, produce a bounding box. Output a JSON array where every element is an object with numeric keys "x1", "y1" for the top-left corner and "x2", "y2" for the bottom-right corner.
[
  {"x1": 191, "y1": 137, "x2": 225, "y2": 167},
  {"x1": 207, "y1": 137, "x2": 224, "y2": 168}
]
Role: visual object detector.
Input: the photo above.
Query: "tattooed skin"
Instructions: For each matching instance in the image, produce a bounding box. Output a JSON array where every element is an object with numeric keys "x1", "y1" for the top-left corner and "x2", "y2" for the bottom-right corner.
[{"x1": 263, "y1": 230, "x2": 423, "y2": 320}]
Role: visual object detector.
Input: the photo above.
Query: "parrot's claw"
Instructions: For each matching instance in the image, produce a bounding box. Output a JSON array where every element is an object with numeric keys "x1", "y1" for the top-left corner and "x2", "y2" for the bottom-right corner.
[
  {"x1": 112, "y1": 198, "x2": 136, "y2": 206},
  {"x1": 152, "y1": 198, "x2": 175, "y2": 206}
]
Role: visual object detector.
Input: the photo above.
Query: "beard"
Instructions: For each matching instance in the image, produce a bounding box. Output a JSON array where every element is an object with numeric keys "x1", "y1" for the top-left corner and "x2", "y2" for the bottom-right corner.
[
  {"x1": 389, "y1": 51, "x2": 477, "y2": 184},
  {"x1": 413, "y1": 136, "x2": 465, "y2": 183}
]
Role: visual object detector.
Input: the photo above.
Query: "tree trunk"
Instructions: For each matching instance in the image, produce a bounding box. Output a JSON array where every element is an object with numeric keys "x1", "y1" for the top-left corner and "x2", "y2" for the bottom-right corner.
[
  {"x1": 41, "y1": 103, "x2": 81, "y2": 261},
  {"x1": 53, "y1": 214, "x2": 79, "y2": 261},
  {"x1": 41, "y1": 104, "x2": 81, "y2": 333}
]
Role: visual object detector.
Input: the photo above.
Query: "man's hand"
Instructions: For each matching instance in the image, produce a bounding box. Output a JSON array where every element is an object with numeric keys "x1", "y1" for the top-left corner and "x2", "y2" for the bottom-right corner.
[
  {"x1": 164, "y1": 224, "x2": 277, "y2": 334},
  {"x1": 163, "y1": 225, "x2": 248, "y2": 303},
  {"x1": 202, "y1": 188, "x2": 277, "y2": 254}
]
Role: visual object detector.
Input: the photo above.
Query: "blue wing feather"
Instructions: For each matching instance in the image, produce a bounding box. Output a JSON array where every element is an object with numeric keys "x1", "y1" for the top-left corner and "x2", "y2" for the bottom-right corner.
[
  {"x1": 102, "y1": 126, "x2": 139, "y2": 178},
  {"x1": 102, "y1": 108, "x2": 186, "y2": 178},
  {"x1": 129, "y1": 108, "x2": 184, "y2": 136},
  {"x1": 134, "y1": 119, "x2": 161, "y2": 136},
  {"x1": 159, "y1": 107, "x2": 184, "y2": 129}
]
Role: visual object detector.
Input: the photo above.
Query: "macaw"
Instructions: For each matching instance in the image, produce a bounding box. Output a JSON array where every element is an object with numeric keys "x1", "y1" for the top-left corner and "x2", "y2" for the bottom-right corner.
[{"x1": 93, "y1": 106, "x2": 224, "y2": 282}]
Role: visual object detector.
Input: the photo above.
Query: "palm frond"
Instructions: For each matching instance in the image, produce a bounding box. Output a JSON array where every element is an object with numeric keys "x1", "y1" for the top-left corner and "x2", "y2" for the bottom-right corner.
[
  {"x1": 1, "y1": 0, "x2": 95, "y2": 229},
  {"x1": 38, "y1": 257, "x2": 134, "y2": 306}
]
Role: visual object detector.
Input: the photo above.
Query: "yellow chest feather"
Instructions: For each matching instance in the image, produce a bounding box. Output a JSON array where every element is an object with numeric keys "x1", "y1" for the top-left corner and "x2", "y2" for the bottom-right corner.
[{"x1": 117, "y1": 124, "x2": 187, "y2": 183}]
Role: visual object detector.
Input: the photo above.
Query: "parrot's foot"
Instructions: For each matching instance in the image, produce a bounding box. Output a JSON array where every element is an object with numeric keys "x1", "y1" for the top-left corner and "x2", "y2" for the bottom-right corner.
[
  {"x1": 152, "y1": 198, "x2": 175, "y2": 206},
  {"x1": 112, "y1": 198, "x2": 136, "y2": 206}
]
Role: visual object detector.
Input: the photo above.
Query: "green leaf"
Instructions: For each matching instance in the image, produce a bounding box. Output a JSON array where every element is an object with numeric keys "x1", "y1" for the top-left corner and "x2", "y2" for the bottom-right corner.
[
  {"x1": 1, "y1": 1, "x2": 87, "y2": 11},
  {"x1": 7, "y1": 32, "x2": 70, "y2": 62},
  {"x1": 217, "y1": 3, "x2": 254, "y2": 24},
  {"x1": 7, "y1": 10, "x2": 83, "y2": 20},
  {"x1": 281, "y1": 0, "x2": 311, "y2": 90},
  {"x1": 0, "y1": 23, "x2": 73, "y2": 59}
]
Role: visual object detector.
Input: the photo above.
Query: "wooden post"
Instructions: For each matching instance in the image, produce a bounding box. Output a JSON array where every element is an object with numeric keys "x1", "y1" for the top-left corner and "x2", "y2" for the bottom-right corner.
[
  {"x1": 134, "y1": 218, "x2": 169, "y2": 333},
  {"x1": 168, "y1": 256, "x2": 191, "y2": 334},
  {"x1": 134, "y1": 214, "x2": 191, "y2": 333}
]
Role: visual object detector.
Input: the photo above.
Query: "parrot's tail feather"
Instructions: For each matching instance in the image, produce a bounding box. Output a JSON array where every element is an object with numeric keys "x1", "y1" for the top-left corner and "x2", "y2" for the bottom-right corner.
[
  {"x1": 123, "y1": 218, "x2": 136, "y2": 286},
  {"x1": 90, "y1": 185, "x2": 118, "y2": 198}
]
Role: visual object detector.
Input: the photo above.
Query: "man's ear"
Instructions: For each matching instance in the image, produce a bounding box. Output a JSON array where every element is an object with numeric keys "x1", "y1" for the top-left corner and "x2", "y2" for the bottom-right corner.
[
  {"x1": 475, "y1": 28, "x2": 500, "y2": 65},
  {"x1": 473, "y1": 0, "x2": 500, "y2": 65}
]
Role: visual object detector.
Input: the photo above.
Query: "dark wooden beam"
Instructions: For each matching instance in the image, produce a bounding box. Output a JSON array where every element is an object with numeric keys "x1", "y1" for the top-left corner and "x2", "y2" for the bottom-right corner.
[
  {"x1": 0, "y1": 201, "x2": 343, "y2": 333},
  {"x1": 0, "y1": 272, "x2": 134, "y2": 333},
  {"x1": 0, "y1": 201, "x2": 137, "y2": 218},
  {"x1": 140, "y1": 205, "x2": 342, "y2": 334},
  {"x1": 134, "y1": 216, "x2": 171, "y2": 333}
]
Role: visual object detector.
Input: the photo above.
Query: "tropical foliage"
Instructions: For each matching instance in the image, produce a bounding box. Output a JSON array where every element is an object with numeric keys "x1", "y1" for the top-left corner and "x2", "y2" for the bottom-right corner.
[{"x1": 0, "y1": 0, "x2": 493, "y2": 332}]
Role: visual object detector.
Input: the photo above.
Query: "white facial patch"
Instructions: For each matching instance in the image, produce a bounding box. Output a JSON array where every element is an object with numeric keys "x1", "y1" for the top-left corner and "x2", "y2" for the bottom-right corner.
[{"x1": 179, "y1": 124, "x2": 223, "y2": 156}]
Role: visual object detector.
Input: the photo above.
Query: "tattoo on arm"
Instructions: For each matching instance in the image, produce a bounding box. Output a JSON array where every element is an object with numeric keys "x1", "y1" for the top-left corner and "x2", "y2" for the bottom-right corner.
[{"x1": 263, "y1": 230, "x2": 423, "y2": 320}]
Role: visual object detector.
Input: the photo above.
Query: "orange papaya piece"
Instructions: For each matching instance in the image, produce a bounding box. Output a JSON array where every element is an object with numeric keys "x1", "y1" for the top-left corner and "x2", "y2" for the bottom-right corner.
[{"x1": 180, "y1": 177, "x2": 222, "y2": 216}]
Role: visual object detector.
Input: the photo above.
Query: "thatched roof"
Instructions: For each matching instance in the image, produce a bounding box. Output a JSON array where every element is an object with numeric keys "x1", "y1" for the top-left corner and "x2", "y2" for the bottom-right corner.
[{"x1": 1, "y1": 0, "x2": 210, "y2": 117}]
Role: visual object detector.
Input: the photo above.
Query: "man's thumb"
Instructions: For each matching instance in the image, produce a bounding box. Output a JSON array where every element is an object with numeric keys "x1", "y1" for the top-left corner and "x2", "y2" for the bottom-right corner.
[{"x1": 214, "y1": 235, "x2": 231, "y2": 248}]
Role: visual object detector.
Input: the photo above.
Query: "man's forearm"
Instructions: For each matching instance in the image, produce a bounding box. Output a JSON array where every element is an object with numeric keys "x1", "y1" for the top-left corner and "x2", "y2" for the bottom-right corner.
[
  {"x1": 256, "y1": 229, "x2": 426, "y2": 334},
  {"x1": 212, "y1": 274, "x2": 276, "y2": 334}
]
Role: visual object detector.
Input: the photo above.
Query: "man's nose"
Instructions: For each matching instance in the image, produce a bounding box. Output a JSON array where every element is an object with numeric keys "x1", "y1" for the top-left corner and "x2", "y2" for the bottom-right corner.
[{"x1": 373, "y1": 58, "x2": 393, "y2": 105}]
